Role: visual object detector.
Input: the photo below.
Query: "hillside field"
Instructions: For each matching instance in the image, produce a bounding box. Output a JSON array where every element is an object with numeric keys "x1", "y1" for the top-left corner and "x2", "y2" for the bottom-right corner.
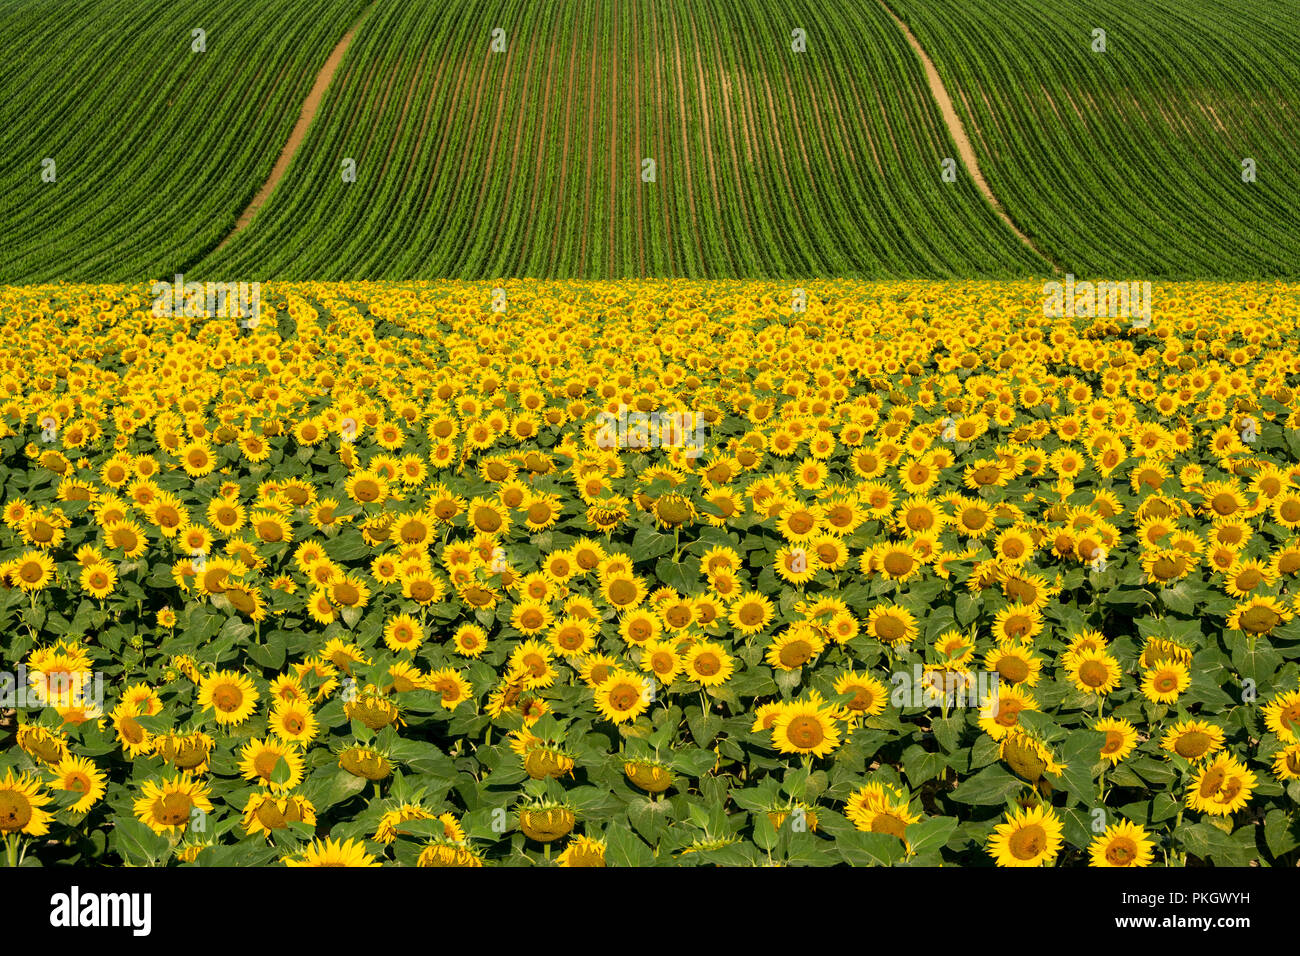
[{"x1": 0, "y1": 0, "x2": 1296, "y2": 281}]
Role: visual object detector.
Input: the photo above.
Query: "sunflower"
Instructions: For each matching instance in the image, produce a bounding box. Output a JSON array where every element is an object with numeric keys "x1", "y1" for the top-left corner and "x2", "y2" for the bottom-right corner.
[
  {"x1": 373, "y1": 803, "x2": 438, "y2": 844},
  {"x1": 1000, "y1": 730, "x2": 1066, "y2": 781},
  {"x1": 770, "y1": 696, "x2": 841, "y2": 757},
  {"x1": 1141, "y1": 660, "x2": 1190, "y2": 705},
  {"x1": 747, "y1": 701, "x2": 784, "y2": 734},
  {"x1": 978, "y1": 686, "x2": 1037, "y2": 741},
  {"x1": 865, "y1": 604, "x2": 918, "y2": 647},
  {"x1": 987, "y1": 804, "x2": 1064, "y2": 867},
  {"x1": 1262, "y1": 689, "x2": 1300, "y2": 743},
  {"x1": 344, "y1": 688, "x2": 402, "y2": 729},
  {"x1": 765, "y1": 626, "x2": 825, "y2": 671},
  {"x1": 1227, "y1": 595, "x2": 1293, "y2": 635},
  {"x1": 510, "y1": 598, "x2": 554, "y2": 637},
  {"x1": 11, "y1": 550, "x2": 55, "y2": 591},
  {"x1": 773, "y1": 544, "x2": 819, "y2": 585},
  {"x1": 991, "y1": 604, "x2": 1043, "y2": 643},
  {"x1": 418, "y1": 842, "x2": 485, "y2": 867},
  {"x1": 50, "y1": 756, "x2": 107, "y2": 814},
  {"x1": 16, "y1": 724, "x2": 70, "y2": 766},
  {"x1": 1222, "y1": 558, "x2": 1276, "y2": 598},
  {"x1": 105, "y1": 519, "x2": 150, "y2": 558},
  {"x1": 197, "y1": 670, "x2": 260, "y2": 725},
  {"x1": 133, "y1": 775, "x2": 214, "y2": 835},
  {"x1": 154, "y1": 731, "x2": 215, "y2": 773},
  {"x1": 639, "y1": 639, "x2": 683, "y2": 684},
  {"x1": 1139, "y1": 636, "x2": 1193, "y2": 668},
  {"x1": 1270, "y1": 743, "x2": 1300, "y2": 781},
  {"x1": 0, "y1": 770, "x2": 55, "y2": 836},
  {"x1": 345, "y1": 470, "x2": 390, "y2": 506},
  {"x1": 556, "y1": 834, "x2": 607, "y2": 867},
  {"x1": 466, "y1": 496, "x2": 509, "y2": 534},
  {"x1": 508, "y1": 640, "x2": 558, "y2": 689},
  {"x1": 338, "y1": 744, "x2": 393, "y2": 781},
  {"x1": 178, "y1": 440, "x2": 216, "y2": 477},
  {"x1": 383, "y1": 613, "x2": 425, "y2": 653},
  {"x1": 549, "y1": 616, "x2": 598, "y2": 657},
  {"x1": 283, "y1": 837, "x2": 380, "y2": 867},
  {"x1": 776, "y1": 501, "x2": 820, "y2": 542},
  {"x1": 1186, "y1": 753, "x2": 1256, "y2": 816},
  {"x1": 452, "y1": 623, "x2": 489, "y2": 658},
  {"x1": 601, "y1": 571, "x2": 647, "y2": 612},
  {"x1": 729, "y1": 592, "x2": 775, "y2": 635},
  {"x1": 328, "y1": 575, "x2": 371, "y2": 609},
  {"x1": 426, "y1": 669, "x2": 474, "y2": 710},
  {"x1": 624, "y1": 758, "x2": 675, "y2": 794},
  {"x1": 1094, "y1": 717, "x2": 1138, "y2": 765},
  {"x1": 110, "y1": 702, "x2": 155, "y2": 758},
  {"x1": 238, "y1": 738, "x2": 305, "y2": 791},
  {"x1": 1064, "y1": 648, "x2": 1123, "y2": 696},
  {"x1": 1160, "y1": 719, "x2": 1226, "y2": 762},
  {"x1": 80, "y1": 560, "x2": 118, "y2": 598},
  {"x1": 592, "y1": 669, "x2": 651, "y2": 724},
  {"x1": 831, "y1": 670, "x2": 889, "y2": 724},
  {"x1": 523, "y1": 744, "x2": 576, "y2": 780},
  {"x1": 1089, "y1": 819, "x2": 1155, "y2": 867},
  {"x1": 845, "y1": 782, "x2": 919, "y2": 841},
  {"x1": 243, "y1": 792, "x2": 317, "y2": 838},
  {"x1": 1140, "y1": 548, "x2": 1195, "y2": 584},
  {"x1": 682, "y1": 641, "x2": 735, "y2": 687},
  {"x1": 518, "y1": 804, "x2": 577, "y2": 843},
  {"x1": 873, "y1": 541, "x2": 922, "y2": 582},
  {"x1": 984, "y1": 643, "x2": 1042, "y2": 688}
]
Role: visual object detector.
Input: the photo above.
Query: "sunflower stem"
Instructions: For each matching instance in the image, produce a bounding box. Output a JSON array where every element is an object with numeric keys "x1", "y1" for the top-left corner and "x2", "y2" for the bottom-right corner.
[{"x1": 4, "y1": 834, "x2": 19, "y2": 868}]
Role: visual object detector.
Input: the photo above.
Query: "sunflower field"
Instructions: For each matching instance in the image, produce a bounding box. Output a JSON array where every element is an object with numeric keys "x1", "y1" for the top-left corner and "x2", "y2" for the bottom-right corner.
[{"x1": 2, "y1": 279, "x2": 1300, "y2": 868}]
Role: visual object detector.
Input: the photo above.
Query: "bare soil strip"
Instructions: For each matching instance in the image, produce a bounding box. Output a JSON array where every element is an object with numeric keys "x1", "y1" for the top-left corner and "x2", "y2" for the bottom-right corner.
[
  {"x1": 877, "y1": 1, "x2": 1055, "y2": 266},
  {"x1": 217, "y1": 8, "x2": 372, "y2": 250}
]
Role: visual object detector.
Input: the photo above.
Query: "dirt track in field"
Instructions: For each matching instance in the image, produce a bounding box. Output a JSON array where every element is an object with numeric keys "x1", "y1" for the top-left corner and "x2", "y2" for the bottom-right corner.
[
  {"x1": 878, "y1": 1, "x2": 1055, "y2": 267},
  {"x1": 216, "y1": 8, "x2": 372, "y2": 250}
]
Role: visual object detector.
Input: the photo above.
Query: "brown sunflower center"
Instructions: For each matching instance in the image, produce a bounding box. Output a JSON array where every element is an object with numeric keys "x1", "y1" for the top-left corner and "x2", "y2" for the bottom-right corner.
[
  {"x1": 1008, "y1": 824, "x2": 1046, "y2": 861},
  {"x1": 608, "y1": 684, "x2": 640, "y2": 711},
  {"x1": 213, "y1": 685, "x2": 243, "y2": 712},
  {"x1": 786, "y1": 716, "x2": 825, "y2": 749},
  {"x1": 1105, "y1": 837, "x2": 1136, "y2": 865},
  {"x1": 1078, "y1": 660, "x2": 1109, "y2": 688},
  {"x1": 1240, "y1": 605, "x2": 1280, "y2": 634},
  {"x1": 157, "y1": 792, "x2": 194, "y2": 827},
  {"x1": 997, "y1": 656, "x2": 1030, "y2": 684},
  {"x1": 779, "y1": 640, "x2": 814, "y2": 668},
  {"x1": 0, "y1": 791, "x2": 33, "y2": 831},
  {"x1": 1174, "y1": 731, "x2": 1212, "y2": 759}
]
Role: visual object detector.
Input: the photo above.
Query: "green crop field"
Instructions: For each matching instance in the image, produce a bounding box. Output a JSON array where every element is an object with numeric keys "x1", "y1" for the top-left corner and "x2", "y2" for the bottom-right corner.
[
  {"x1": 0, "y1": 0, "x2": 369, "y2": 283},
  {"x1": 7, "y1": 0, "x2": 1295, "y2": 282},
  {"x1": 888, "y1": 0, "x2": 1300, "y2": 279}
]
